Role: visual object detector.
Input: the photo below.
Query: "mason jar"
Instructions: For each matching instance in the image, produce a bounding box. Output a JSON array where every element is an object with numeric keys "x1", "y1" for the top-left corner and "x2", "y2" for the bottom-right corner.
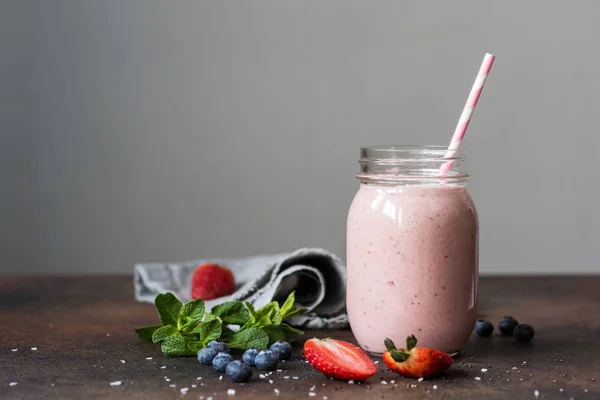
[{"x1": 346, "y1": 146, "x2": 478, "y2": 354}]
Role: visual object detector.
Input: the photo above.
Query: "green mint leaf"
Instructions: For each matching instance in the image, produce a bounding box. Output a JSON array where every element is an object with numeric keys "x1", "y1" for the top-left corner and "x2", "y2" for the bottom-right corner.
[
  {"x1": 155, "y1": 292, "x2": 183, "y2": 327},
  {"x1": 220, "y1": 326, "x2": 236, "y2": 341},
  {"x1": 178, "y1": 298, "x2": 205, "y2": 332},
  {"x1": 246, "y1": 302, "x2": 258, "y2": 320},
  {"x1": 152, "y1": 325, "x2": 178, "y2": 343},
  {"x1": 187, "y1": 340, "x2": 204, "y2": 353},
  {"x1": 194, "y1": 319, "x2": 222, "y2": 345},
  {"x1": 227, "y1": 327, "x2": 269, "y2": 350},
  {"x1": 135, "y1": 326, "x2": 161, "y2": 340},
  {"x1": 262, "y1": 326, "x2": 286, "y2": 344},
  {"x1": 279, "y1": 291, "x2": 297, "y2": 317},
  {"x1": 279, "y1": 323, "x2": 304, "y2": 335},
  {"x1": 271, "y1": 309, "x2": 283, "y2": 325},
  {"x1": 249, "y1": 301, "x2": 279, "y2": 328},
  {"x1": 280, "y1": 307, "x2": 308, "y2": 321},
  {"x1": 160, "y1": 333, "x2": 197, "y2": 357},
  {"x1": 279, "y1": 291, "x2": 308, "y2": 321},
  {"x1": 406, "y1": 335, "x2": 417, "y2": 351},
  {"x1": 211, "y1": 301, "x2": 250, "y2": 325}
]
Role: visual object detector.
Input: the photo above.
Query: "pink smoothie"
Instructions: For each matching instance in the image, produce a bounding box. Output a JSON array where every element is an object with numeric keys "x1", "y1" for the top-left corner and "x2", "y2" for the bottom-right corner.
[{"x1": 346, "y1": 183, "x2": 478, "y2": 354}]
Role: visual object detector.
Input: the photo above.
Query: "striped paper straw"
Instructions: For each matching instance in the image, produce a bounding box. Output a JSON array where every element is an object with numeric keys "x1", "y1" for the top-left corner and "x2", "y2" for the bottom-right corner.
[{"x1": 439, "y1": 53, "x2": 495, "y2": 175}]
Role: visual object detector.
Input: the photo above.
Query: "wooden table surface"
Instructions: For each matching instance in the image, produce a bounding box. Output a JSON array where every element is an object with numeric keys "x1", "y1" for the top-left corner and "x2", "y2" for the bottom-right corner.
[{"x1": 1, "y1": 275, "x2": 599, "y2": 399}]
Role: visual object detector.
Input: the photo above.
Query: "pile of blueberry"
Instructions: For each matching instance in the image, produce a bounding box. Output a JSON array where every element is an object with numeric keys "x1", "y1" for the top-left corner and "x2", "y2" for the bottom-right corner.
[
  {"x1": 197, "y1": 340, "x2": 293, "y2": 383},
  {"x1": 475, "y1": 316, "x2": 535, "y2": 342}
]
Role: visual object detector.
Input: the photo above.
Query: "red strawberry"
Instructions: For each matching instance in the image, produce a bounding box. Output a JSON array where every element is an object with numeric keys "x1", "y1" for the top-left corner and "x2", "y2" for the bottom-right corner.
[
  {"x1": 382, "y1": 335, "x2": 453, "y2": 379},
  {"x1": 303, "y1": 338, "x2": 377, "y2": 381},
  {"x1": 191, "y1": 263, "x2": 235, "y2": 300}
]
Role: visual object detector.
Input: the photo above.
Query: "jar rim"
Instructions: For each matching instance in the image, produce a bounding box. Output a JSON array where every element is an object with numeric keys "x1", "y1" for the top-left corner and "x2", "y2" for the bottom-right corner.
[
  {"x1": 357, "y1": 145, "x2": 468, "y2": 184},
  {"x1": 360, "y1": 145, "x2": 466, "y2": 162}
]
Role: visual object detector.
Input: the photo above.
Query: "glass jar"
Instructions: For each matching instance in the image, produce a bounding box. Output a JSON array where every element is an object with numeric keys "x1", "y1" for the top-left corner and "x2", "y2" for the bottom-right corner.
[{"x1": 346, "y1": 146, "x2": 478, "y2": 354}]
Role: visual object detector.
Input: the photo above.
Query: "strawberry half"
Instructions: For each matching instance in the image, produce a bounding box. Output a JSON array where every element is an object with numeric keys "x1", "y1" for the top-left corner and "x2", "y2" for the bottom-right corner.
[
  {"x1": 304, "y1": 338, "x2": 377, "y2": 381},
  {"x1": 382, "y1": 335, "x2": 453, "y2": 379},
  {"x1": 191, "y1": 263, "x2": 235, "y2": 300}
]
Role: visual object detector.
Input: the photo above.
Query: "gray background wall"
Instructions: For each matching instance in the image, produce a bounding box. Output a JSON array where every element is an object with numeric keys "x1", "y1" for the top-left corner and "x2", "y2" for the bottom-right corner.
[{"x1": 1, "y1": 1, "x2": 599, "y2": 274}]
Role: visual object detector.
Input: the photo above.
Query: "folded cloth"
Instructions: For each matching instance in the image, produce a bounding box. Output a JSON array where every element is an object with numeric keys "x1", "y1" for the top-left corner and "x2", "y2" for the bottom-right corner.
[{"x1": 134, "y1": 248, "x2": 349, "y2": 329}]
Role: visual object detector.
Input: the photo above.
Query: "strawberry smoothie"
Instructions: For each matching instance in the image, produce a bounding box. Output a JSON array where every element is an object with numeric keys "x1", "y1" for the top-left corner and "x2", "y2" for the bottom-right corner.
[{"x1": 346, "y1": 182, "x2": 478, "y2": 354}]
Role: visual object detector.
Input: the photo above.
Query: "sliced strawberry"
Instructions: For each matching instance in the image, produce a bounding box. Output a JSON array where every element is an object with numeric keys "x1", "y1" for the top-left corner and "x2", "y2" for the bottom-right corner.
[
  {"x1": 191, "y1": 263, "x2": 235, "y2": 300},
  {"x1": 304, "y1": 338, "x2": 377, "y2": 381},
  {"x1": 382, "y1": 335, "x2": 453, "y2": 379}
]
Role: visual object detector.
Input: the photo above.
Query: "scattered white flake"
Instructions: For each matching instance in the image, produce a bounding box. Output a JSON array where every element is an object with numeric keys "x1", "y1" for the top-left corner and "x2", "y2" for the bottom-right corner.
[
  {"x1": 120, "y1": 360, "x2": 126, "y2": 364},
  {"x1": 109, "y1": 381, "x2": 122, "y2": 386},
  {"x1": 9, "y1": 382, "x2": 18, "y2": 387},
  {"x1": 106, "y1": 333, "x2": 111, "y2": 337},
  {"x1": 475, "y1": 377, "x2": 482, "y2": 381},
  {"x1": 418, "y1": 377, "x2": 424, "y2": 382},
  {"x1": 145, "y1": 357, "x2": 152, "y2": 360},
  {"x1": 481, "y1": 368, "x2": 488, "y2": 372},
  {"x1": 559, "y1": 388, "x2": 564, "y2": 392},
  {"x1": 160, "y1": 366, "x2": 165, "y2": 369},
  {"x1": 512, "y1": 367, "x2": 517, "y2": 370},
  {"x1": 269, "y1": 380, "x2": 274, "y2": 384},
  {"x1": 274, "y1": 388, "x2": 280, "y2": 395},
  {"x1": 11, "y1": 349, "x2": 18, "y2": 352},
  {"x1": 259, "y1": 374, "x2": 266, "y2": 379},
  {"x1": 433, "y1": 385, "x2": 438, "y2": 390},
  {"x1": 348, "y1": 380, "x2": 355, "y2": 384},
  {"x1": 390, "y1": 380, "x2": 395, "y2": 384},
  {"x1": 284, "y1": 376, "x2": 289, "y2": 379},
  {"x1": 31, "y1": 347, "x2": 38, "y2": 351},
  {"x1": 293, "y1": 376, "x2": 299, "y2": 380},
  {"x1": 323, "y1": 397, "x2": 328, "y2": 400},
  {"x1": 305, "y1": 360, "x2": 309, "y2": 363},
  {"x1": 219, "y1": 375, "x2": 223, "y2": 381},
  {"x1": 381, "y1": 380, "x2": 388, "y2": 385},
  {"x1": 165, "y1": 378, "x2": 170, "y2": 382},
  {"x1": 180, "y1": 387, "x2": 189, "y2": 394},
  {"x1": 310, "y1": 385, "x2": 316, "y2": 391},
  {"x1": 200, "y1": 397, "x2": 204, "y2": 400},
  {"x1": 585, "y1": 389, "x2": 589, "y2": 392},
  {"x1": 522, "y1": 361, "x2": 527, "y2": 365},
  {"x1": 277, "y1": 369, "x2": 283, "y2": 372},
  {"x1": 207, "y1": 396, "x2": 213, "y2": 400},
  {"x1": 534, "y1": 390, "x2": 539, "y2": 398},
  {"x1": 169, "y1": 384, "x2": 176, "y2": 388},
  {"x1": 309, "y1": 393, "x2": 316, "y2": 397},
  {"x1": 197, "y1": 377, "x2": 203, "y2": 380},
  {"x1": 192, "y1": 384, "x2": 197, "y2": 388},
  {"x1": 227, "y1": 389, "x2": 236, "y2": 395},
  {"x1": 374, "y1": 360, "x2": 379, "y2": 364}
]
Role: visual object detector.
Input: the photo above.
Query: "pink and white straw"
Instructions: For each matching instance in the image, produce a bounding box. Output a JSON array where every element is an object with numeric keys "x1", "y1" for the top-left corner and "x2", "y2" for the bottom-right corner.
[{"x1": 439, "y1": 53, "x2": 495, "y2": 175}]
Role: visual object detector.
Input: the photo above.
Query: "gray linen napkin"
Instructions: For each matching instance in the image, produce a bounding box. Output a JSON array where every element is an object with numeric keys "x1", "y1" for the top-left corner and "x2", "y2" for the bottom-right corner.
[{"x1": 134, "y1": 248, "x2": 349, "y2": 329}]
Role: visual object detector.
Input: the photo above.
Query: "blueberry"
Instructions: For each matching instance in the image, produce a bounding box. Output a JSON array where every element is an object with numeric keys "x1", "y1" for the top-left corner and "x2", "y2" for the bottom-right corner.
[
  {"x1": 207, "y1": 340, "x2": 230, "y2": 353},
  {"x1": 212, "y1": 352, "x2": 234, "y2": 372},
  {"x1": 197, "y1": 347, "x2": 219, "y2": 365},
  {"x1": 513, "y1": 324, "x2": 535, "y2": 342},
  {"x1": 498, "y1": 316, "x2": 519, "y2": 336},
  {"x1": 225, "y1": 360, "x2": 253, "y2": 383},
  {"x1": 254, "y1": 350, "x2": 279, "y2": 370},
  {"x1": 474, "y1": 319, "x2": 494, "y2": 337},
  {"x1": 242, "y1": 348, "x2": 260, "y2": 366},
  {"x1": 269, "y1": 341, "x2": 293, "y2": 360}
]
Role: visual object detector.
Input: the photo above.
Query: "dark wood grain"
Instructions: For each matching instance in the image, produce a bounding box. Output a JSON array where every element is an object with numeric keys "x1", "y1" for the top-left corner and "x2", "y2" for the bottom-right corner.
[{"x1": 1, "y1": 275, "x2": 599, "y2": 399}]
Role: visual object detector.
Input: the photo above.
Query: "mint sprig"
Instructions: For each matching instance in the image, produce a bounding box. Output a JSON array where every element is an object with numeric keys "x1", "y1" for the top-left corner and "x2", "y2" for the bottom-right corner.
[{"x1": 135, "y1": 291, "x2": 307, "y2": 356}]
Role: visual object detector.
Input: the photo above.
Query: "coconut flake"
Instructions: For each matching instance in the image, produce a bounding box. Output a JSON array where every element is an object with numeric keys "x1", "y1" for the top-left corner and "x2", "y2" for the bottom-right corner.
[
  {"x1": 109, "y1": 381, "x2": 122, "y2": 386},
  {"x1": 418, "y1": 377, "x2": 424, "y2": 382},
  {"x1": 9, "y1": 382, "x2": 18, "y2": 387},
  {"x1": 227, "y1": 389, "x2": 236, "y2": 395},
  {"x1": 180, "y1": 387, "x2": 189, "y2": 394}
]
